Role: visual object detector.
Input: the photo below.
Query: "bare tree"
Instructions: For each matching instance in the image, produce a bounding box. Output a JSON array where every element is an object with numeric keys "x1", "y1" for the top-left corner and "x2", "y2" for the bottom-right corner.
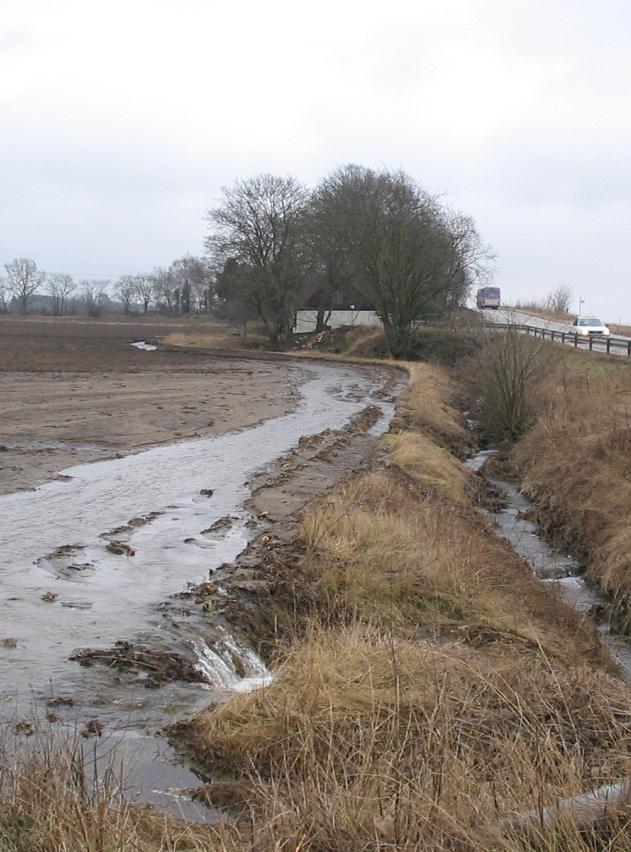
[
  {"x1": 0, "y1": 278, "x2": 9, "y2": 313},
  {"x1": 80, "y1": 279, "x2": 109, "y2": 317},
  {"x1": 472, "y1": 331, "x2": 549, "y2": 440},
  {"x1": 206, "y1": 174, "x2": 308, "y2": 343},
  {"x1": 152, "y1": 267, "x2": 177, "y2": 313},
  {"x1": 5, "y1": 257, "x2": 45, "y2": 315},
  {"x1": 46, "y1": 273, "x2": 76, "y2": 316},
  {"x1": 215, "y1": 258, "x2": 259, "y2": 335},
  {"x1": 305, "y1": 178, "x2": 362, "y2": 331},
  {"x1": 134, "y1": 274, "x2": 155, "y2": 313},
  {"x1": 170, "y1": 256, "x2": 213, "y2": 314},
  {"x1": 314, "y1": 165, "x2": 491, "y2": 357},
  {"x1": 116, "y1": 275, "x2": 138, "y2": 315},
  {"x1": 546, "y1": 284, "x2": 573, "y2": 314}
]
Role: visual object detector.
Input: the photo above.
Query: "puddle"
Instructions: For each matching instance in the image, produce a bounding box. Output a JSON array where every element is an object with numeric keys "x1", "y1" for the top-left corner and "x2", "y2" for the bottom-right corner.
[
  {"x1": 130, "y1": 341, "x2": 157, "y2": 351},
  {"x1": 0, "y1": 359, "x2": 397, "y2": 818},
  {"x1": 467, "y1": 449, "x2": 631, "y2": 677}
]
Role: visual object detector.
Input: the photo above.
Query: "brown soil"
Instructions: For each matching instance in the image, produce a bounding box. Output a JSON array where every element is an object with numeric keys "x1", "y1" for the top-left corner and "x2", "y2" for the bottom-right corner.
[
  {"x1": 71, "y1": 393, "x2": 402, "y2": 690},
  {"x1": 0, "y1": 316, "x2": 304, "y2": 493}
]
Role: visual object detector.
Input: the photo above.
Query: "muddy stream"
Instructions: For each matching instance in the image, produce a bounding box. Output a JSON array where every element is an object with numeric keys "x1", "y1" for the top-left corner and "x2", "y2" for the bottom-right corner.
[
  {"x1": 466, "y1": 448, "x2": 631, "y2": 678},
  {"x1": 0, "y1": 360, "x2": 397, "y2": 820}
]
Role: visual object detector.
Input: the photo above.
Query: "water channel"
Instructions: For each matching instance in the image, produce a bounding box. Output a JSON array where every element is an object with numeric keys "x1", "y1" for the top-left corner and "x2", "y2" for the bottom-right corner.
[
  {"x1": 466, "y1": 448, "x2": 631, "y2": 678},
  {"x1": 0, "y1": 359, "x2": 397, "y2": 818}
]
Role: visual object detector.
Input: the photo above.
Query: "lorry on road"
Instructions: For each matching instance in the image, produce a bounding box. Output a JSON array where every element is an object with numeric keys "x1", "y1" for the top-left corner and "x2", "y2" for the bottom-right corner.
[{"x1": 476, "y1": 287, "x2": 501, "y2": 309}]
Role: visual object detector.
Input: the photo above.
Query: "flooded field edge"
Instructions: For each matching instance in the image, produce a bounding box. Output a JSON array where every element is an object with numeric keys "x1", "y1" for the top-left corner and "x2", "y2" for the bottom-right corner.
[{"x1": 0, "y1": 358, "x2": 403, "y2": 820}]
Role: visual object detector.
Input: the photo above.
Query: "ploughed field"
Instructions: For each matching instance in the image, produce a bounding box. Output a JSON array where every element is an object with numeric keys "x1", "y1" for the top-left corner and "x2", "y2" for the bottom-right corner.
[{"x1": 0, "y1": 316, "x2": 303, "y2": 493}]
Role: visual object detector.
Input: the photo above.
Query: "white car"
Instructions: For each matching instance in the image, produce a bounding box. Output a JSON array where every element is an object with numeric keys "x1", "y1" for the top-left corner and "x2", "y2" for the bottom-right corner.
[{"x1": 567, "y1": 317, "x2": 610, "y2": 337}]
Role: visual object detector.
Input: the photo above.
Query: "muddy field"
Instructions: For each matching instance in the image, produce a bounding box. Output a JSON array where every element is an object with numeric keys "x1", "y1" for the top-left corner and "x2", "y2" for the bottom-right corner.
[
  {"x1": 0, "y1": 317, "x2": 303, "y2": 493},
  {"x1": 0, "y1": 315, "x2": 404, "y2": 820}
]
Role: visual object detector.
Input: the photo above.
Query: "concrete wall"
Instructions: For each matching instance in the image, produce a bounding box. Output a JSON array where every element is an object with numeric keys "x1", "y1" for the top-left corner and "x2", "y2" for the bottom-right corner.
[{"x1": 294, "y1": 310, "x2": 382, "y2": 334}]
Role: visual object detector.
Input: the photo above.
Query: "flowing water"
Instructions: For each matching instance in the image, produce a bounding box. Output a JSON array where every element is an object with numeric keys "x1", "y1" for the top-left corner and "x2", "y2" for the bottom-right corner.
[
  {"x1": 0, "y1": 360, "x2": 397, "y2": 816},
  {"x1": 466, "y1": 449, "x2": 631, "y2": 677}
]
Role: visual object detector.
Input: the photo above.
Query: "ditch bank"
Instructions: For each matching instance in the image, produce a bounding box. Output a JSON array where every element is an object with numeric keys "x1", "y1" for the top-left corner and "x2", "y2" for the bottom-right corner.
[
  {"x1": 0, "y1": 357, "x2": 404, "y2": 823},
  {"x1": 165, "y1": 362, "x2": 631, "y2": 850}
]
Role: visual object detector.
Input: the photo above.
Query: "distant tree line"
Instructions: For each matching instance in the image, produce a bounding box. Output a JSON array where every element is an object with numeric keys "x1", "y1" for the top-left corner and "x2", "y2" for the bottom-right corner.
[
  {"x1": 0, "y1": 255, "x2": 212, "y2": 318},
  {"x1": 1, "y1": 164, "x2": 493, "y2": 358},
  {"x1": 207, "y1": 164, "x2": 494, "y2": 357}
]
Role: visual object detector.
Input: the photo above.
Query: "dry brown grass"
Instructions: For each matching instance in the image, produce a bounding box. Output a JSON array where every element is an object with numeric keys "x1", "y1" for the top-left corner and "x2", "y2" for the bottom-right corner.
[
  {"x1": 167, "y1": 356, "x2": 631, "y2": 849},
  {"x1": 298, "y1": 466, "x2": 602, "y2": 661},
  {"x1": 0, "y1": 733, "x2": 236, "y2": 851},
  {"x1": 509, "y1": 301, "x2": 574, "y2": 322},
  {"x1": 391, "y1": 362, "x2": 468, "y2": 452},
  {"x1": 163, "y1": 331, "x2": 258, "y2": 350},
  {"x1": 186, "y1": 625, "x2": 631, "y2": 850},
  {"x1": 513, "y1": 361, "x2": 631, "y2": 623},
  {"x1": 610, "y1": 323, "x2": 631, "y2": 337}
]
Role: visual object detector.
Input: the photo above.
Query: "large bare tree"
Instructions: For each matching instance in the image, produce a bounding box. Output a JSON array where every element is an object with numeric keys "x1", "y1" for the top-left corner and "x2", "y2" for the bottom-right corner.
[
  {"x1": 46, "y1": 273, "x2": 76, "y2": 316},
  {"x1": 303, "y1": 176, "x2": 361, "y2": 331},
  {"x1": 5, "y1": 257, "x2": 45, "y2": 314},
  {"x1": 312, "y1": 165, "x2": 491, "y2": 357},
  {"x1": 206, "y1": 174, "x2": 308, "y2": 343}
]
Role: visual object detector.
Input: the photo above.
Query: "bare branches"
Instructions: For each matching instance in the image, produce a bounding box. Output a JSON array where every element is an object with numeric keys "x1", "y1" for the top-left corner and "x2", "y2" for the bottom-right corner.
[
  {"x1": 546, "y1": 284, "x2": 573, "y2": 314},
  {"x1": 133, "y1": 274, "x2": 155, "y2": 313},
  {"x1": 46, "y1": 273, "x2": 76, "y2": 316},
  {"x1": 307, "y1": 166, "x2": 492, "y2": 357},
  {"x1": 79, "y1": 279, "x2": 110, "y2": 317},
  {"x1": 206, "y1": 174, "x2": 309, "y2": 342},
  {"x1": 4, "y1": 258, "x2": 45, "y2": 314}
]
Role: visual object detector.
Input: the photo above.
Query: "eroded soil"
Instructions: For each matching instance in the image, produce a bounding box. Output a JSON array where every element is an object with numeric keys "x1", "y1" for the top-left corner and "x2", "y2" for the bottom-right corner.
[
  {"x1": 70, "y1": 391, "x2": 402, "y2": 692},
  {"x1": 0, "y1": 317, "x2": 303, "y2": 493}
]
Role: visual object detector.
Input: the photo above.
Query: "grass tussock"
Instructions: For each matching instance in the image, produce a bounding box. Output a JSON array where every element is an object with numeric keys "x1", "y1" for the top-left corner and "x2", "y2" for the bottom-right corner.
[
  {"x1": 298, "y1": 467, "x2": 602, "y2": 662},
  {"x1": 392, "y1": 362, "x2": 468, "y2": 452},
  {"x1": 187, "y1": 625, "x2": 631, "y2": 850},
  {"x1": 0, "y1": 734, "x2": 234, "y2": 851},
  {"x1": 167, "y1": 355, "x2": 631, "y2": 849},
  {"x1": 512, "y1": 358, "x2": 631, "y2": 621}
]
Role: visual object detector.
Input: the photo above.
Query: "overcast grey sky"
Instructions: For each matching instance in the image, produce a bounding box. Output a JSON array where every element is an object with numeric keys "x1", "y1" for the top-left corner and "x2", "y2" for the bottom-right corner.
[{"x1": 2, "y1": 0, "x2": 630, "y2": 319}]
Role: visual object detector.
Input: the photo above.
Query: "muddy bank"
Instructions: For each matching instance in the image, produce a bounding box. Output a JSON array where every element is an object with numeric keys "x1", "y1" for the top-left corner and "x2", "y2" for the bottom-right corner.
[
  {"x1": 69, "y1": 401, "x2": 395, "y2": 692},
  {"x1": 0, "y1": 359, "x2": 306, "y2": 494},
  {"x1": 0, "y1": 360, "x2": 401, "y2": 727},
  {"x1": 468, "y1": 450, "x2": 631, "y2": 678},
  {"x1": 162, "y1": 362, "x2": 631, "y2": 849}
]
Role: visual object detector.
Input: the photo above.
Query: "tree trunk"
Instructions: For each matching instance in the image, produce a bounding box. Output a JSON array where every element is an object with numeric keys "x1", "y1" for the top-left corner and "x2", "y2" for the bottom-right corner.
[{"x1": 315, "y1": 305, "x2": 332, "y2": 332}]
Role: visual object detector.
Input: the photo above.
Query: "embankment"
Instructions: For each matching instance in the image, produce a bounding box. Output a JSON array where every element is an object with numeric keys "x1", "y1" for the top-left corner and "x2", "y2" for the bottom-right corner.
[
  {"x1": 169, "y1": 361, "x2": 631, "y2": 850},
  {"x1": 502, "y1": 346, "x2": 631, "y2": 628}
]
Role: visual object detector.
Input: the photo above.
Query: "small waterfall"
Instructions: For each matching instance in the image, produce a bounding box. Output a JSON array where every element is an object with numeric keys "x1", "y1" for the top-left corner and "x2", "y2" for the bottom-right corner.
[{"x1": 192, "y1": 631, "x2": 274, "y2": 693}]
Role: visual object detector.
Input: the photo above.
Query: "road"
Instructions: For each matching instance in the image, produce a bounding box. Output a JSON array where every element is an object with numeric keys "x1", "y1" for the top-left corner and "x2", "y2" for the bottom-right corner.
[{"x1": 481, "y1": 308, "x2": 631, "y2": 358}]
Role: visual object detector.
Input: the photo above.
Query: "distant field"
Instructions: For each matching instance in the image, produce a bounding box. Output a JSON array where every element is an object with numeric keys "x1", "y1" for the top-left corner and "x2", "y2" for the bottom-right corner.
[
  {"x1": 0, "y1": 315, "x2": 302, "y2": 493},
  {"x1": 0, "y1": 315, "x2": 241, "y2": 372}
]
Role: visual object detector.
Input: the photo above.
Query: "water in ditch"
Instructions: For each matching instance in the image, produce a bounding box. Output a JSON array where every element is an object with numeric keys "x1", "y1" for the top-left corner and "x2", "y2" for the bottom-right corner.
[
  {"x1": 466, "y1": 449, "x2": 631, "y2": 678},
  {"x1": 0, "y1": 360, "x2": 397, "y2": 818}
]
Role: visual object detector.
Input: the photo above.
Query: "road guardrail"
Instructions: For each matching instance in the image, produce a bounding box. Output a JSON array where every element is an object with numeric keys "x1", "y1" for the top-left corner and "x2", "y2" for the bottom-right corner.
[{"x1": 491, "y1": 322, "x2": 631, "y2": 357}]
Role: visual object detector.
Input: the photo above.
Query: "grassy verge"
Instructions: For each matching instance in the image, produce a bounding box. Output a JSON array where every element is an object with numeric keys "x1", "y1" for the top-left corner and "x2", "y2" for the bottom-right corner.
[
  {"x1": 506, "y1": 345, "x2": 631, "y2": 627},
  {"x1": 172, "y1": 361, "x2": 631, "y2": 849},
  {"x1": 461, "y1": 331, "x2": 631, "y2": 630}
]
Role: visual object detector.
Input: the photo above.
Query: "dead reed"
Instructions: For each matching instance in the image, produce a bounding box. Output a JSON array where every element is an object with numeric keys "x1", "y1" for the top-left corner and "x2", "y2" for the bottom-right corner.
[{"x1": 174, "y1": 362, "x2": 631, "y2": 848}]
